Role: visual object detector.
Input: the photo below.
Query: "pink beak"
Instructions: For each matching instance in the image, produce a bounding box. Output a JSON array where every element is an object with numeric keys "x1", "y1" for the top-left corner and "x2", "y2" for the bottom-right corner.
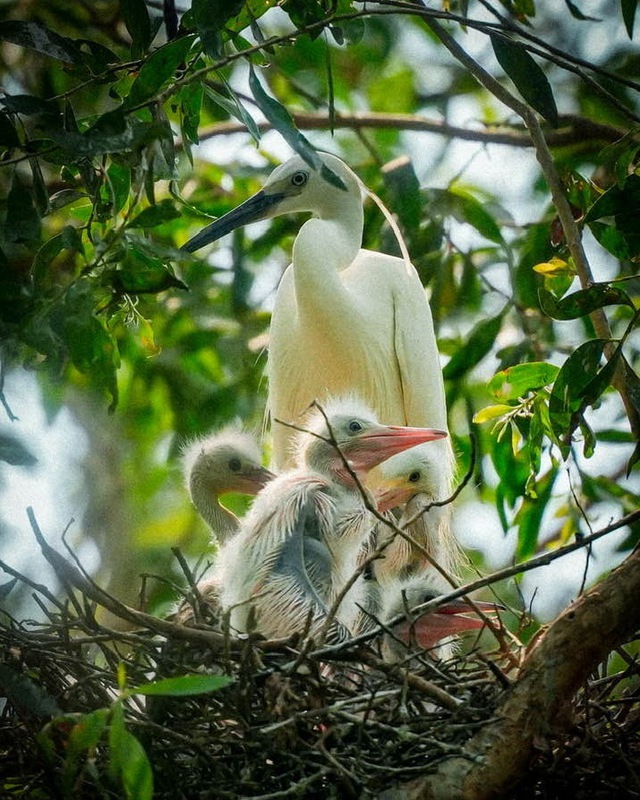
[
  {"x1": 346, "y1": 425, "x2": 447, "y2": 475},
  {"x1": 395, "y1": 600, "x2": 499, "y2": 650}
]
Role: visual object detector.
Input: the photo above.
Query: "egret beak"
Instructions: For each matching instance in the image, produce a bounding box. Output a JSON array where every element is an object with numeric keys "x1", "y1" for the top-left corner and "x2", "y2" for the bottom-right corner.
[
  {"x1": 346, "y1": 425, "x2": 447, "y2": 475},
  {"x1": 182, "y1": 189, "x2": 286, "y2": 253},
  {"x1": 233, "y1": 466, "x2": 276, "y2": 495},
  {"x1": 375, "y1": 478, "x2": 412, "y2": 513},
  {"x1": 396, "y1": 599, "x2": 500, "y2": 650}
]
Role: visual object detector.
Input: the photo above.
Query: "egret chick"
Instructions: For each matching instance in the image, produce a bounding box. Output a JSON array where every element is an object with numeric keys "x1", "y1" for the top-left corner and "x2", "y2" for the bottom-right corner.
[
  {"x1": 366, "y1": 447, "x2": 464, "y2": 585},
  {"x1": 214, "y1": 398, "x2": 448, "y2": 643},
  {"x1": 372, "y1": 573, "x2": 498, "y2": 663},
  {"x1": 175, "y1": 429, "x2": 275, "y2": 626},
  {"x1": 182, "y1": 428, "x2": 274, "y2": 544}
]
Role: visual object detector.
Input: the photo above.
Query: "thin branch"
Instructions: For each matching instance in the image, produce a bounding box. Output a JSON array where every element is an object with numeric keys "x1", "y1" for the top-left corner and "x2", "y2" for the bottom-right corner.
[{"x1": 181, "y1": 111, "x2": 625, "y2": 151}]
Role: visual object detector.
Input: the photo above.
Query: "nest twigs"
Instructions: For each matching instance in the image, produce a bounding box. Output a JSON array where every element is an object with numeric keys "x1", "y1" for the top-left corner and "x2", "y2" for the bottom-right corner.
[
  {"x1": 0, "y1": 511, "x2": 505, "y2": 799},
  {"x1": 1, "y1": 510, "x2": 639, "y2": 799}
]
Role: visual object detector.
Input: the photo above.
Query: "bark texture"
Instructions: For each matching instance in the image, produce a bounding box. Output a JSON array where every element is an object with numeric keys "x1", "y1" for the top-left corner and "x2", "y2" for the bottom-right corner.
[{"x1": 380, "y1": 547, "x2": 640, "y2": 800}]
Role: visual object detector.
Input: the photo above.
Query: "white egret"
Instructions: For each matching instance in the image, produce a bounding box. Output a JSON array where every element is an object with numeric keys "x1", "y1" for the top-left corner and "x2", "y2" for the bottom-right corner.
[
  {"x1": 213, "y1": 397, "x2": 448, "y2": 643},
  {"x1": 182, "y1": 428, "x2": 275, "y2": 544},
  {"x1": 174, "y1": 429, "x2": 274, "y2": 626},
  {"x1": 182, "y1": 154, "x2": 452, "y2": 471}
]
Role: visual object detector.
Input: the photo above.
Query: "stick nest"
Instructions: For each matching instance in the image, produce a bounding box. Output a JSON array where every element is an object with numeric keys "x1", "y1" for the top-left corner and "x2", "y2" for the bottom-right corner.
[{"x1": 1, "y1": 554, "x2": 639, "y2": 799}]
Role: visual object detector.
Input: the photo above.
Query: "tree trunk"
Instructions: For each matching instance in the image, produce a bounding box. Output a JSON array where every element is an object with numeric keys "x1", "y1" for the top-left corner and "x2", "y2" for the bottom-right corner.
[{"x1": 380, "y1": 546, "x2": 640, "y2": 800}]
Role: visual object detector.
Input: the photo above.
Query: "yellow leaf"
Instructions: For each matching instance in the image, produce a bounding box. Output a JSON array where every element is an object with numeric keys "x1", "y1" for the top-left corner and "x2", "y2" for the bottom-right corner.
[
  {"x1": 532, "y1": 257, "x2": 572, "y2": 276},
  {"x1": 473, "y1": 404, "x2": 514, "y2": 424}
]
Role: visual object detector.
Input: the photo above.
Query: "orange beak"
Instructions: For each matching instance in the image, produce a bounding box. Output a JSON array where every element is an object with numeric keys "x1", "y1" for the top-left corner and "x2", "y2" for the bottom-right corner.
[{"x1": 232, "y1": 466, "x2": 276, "y2": 495}]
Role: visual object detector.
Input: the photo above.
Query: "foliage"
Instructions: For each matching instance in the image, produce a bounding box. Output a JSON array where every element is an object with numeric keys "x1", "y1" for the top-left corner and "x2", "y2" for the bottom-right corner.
[
  {"x1": 0, "y1": 0, "x2": 639, "y2": 652},
  {"x1": 1, "y1": 1, "x2": 640, "y2": 796}
]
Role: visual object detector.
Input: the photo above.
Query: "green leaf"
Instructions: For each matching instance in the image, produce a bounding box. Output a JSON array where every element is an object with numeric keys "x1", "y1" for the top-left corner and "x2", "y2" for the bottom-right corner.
[
  {"x1": 121, "y1": 0, "x2": 152, "y2": 56},
  {"x1": 0, "y1": 576, "x2": 18, "y2": 600},
  {"x1": 248, "y1": 66, "x2": 346, "y2": 191},
  {"x1": 103, "y1": 161, "x2": 132, "y2": 216},
  {"x1": 1, "y1": 93, "x2": 59, "y2": 117},
  {"x1": 382, "y1": 156, "x2": 422, "y2": 229},
  {"x1": 443, "y1": 311, "x2": 505, "y2": 380},
  {"x1": 489, "y1": 362, "x2": 559, "y2": 401},
  {"x1": 583, "y1": 175, "x2": 640, "y2": 257},
  {"x1": 132, "y1": 674, "x2": 233, "y2": 696},
  {"x1": 490, "y1": 34, "x2": 558, "y2": 125},
  {"x1": 428, "y1": 188, "x2": 503, "y2": 243},
  {"x1": 538, "y1": 283, "x2": 635, "y2": 321},
  {"x1": 0, "y1": 111, "x2": 20, "y2": 147},
  {"x1": 191, "y1": 0, "x2": 244, "y2": 55},
  {"x1": 62, "y1": 282, "x2": 119, "y2": 409},
  {"x1": 62, "y1": 709, "x2": 110, "y2": 794},
  {"x1": 4, "y1": 177, "x2": 41, "y2": 244},
  {"x1": 108, "y1": 703, "x2": 153, "y2": 800},
  {"x1": 514, "y1": 469, "x2": 556, "y2": 559},
  {"x1": 32, "y1": 226, "x2": 83, "y2": 286},
  {"x1": 473, "y1": 403, "x2": 515, "y2": 424},
  {"x1": 549, "y1": 339, "x2": 621, "y2": 455},
  {"x1": 0, "y1": 20, "x2": 79, "y2": 62},
  {"x1": 112, "y1": 239, "x2": 188, "y2": 294},
  {"x1": 128, "y1": 199, "x2": 180, "y2": 228},
  {"x1": 48, "y1": 111, "x2": 165, "y2": 159},
  {"x1": 621, "y1": 356, "x2": 640, "y2": 473},
  {"x1": 588, "y1": 221, "x2": 632, "y2": 261},
  {"x1": 203, "y1": 82, "x2": 260, "y2": 144},
  {"x1": 0, "y1": 433, "x2": 37, "y2": 466},
  {"x1": 125, "y1": 35, "x2": 197, "y2": 109},
  {"x1": 562, "y1": 0, "x2": 600, "y2": 20},
  {"x1": 622, "y1": 0, "x2": 638, "y2": 37},
  {"x1": 179, "y1": 81, "x2": 204, "y2": 146},
  {"x1": 0, "y1": 663, "x2": 61, "y2": 717},
  {"x1": 583, "y1": 174, "x2": 640, "y2": 221}
]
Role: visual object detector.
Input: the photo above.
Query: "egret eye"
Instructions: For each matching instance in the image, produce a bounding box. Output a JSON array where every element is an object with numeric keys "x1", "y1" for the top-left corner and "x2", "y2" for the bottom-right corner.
[
  {"x1": 291, "y1": 170, "x2": 308, "y2": 188},
  {"x1": 348, "y1": 419, "x2": 363, "y2": 433},
  {"x1": 228, "y1": 457, "x2": 242, "y2": 472},
  {"x1": 408, "y1": 470, "x2": 421, "y2": 483}
]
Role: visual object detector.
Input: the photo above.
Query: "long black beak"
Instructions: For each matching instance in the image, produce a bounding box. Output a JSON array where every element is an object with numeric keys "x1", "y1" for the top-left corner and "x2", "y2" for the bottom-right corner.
[{"x1": 181, "y1": 190, "x2": 285, "y2": 253}]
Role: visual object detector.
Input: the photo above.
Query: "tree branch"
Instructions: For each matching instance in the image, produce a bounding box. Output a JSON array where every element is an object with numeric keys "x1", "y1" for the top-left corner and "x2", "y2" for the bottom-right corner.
[
  {"x1": 182, "y1": 111, "x2": 623, "y2": 152},
  {"x1": 381, "y1": 546, "x2": 640, "y2": 800},
  {"x1": 422, "y1": 15, "x2": 640, "y2": 445}
]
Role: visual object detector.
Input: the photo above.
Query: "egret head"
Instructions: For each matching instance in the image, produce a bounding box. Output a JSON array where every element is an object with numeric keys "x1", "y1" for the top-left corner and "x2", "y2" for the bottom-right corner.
[
  {"x1": 182, "y1": 153, "x2": 362, "y2": 253},
  {"x1": 367, "y1": 447, "x2": 441, "y2": 513},
  {"x1": 290, "y1": 396, "x2": 447, "y2": 485},
  {"x1": 380, "y1": 573, "x2": 499, "y2": 660},
  {"x1": 182, "y1": 427, "x2": 275, "y2": 500}
]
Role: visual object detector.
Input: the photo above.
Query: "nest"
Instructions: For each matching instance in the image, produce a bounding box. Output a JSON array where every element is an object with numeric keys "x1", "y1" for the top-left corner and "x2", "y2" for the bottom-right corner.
[{"x1": 1, "y1": 525, "x2": 639, "y2": 799}]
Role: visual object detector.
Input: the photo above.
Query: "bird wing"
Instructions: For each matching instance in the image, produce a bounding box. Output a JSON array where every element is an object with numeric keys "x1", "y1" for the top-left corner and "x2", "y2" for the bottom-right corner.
[
  {"x1": 254, "y1": 492, "x2": 350, "y2": 643},
  {"x1": 392, "y1": 266, "x2": 448, "y2": 431}
]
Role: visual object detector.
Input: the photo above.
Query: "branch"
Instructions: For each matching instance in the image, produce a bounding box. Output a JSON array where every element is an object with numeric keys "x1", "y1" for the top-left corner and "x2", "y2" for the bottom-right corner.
[
  {"x1": 383, "y1": 546, "x2": 640, "y2": 799},
  {"x1": 24, "y1": 507, "x2": 288, "y2": 653},
  {"x1": 423, "y1": 15, "x2": 640, "y2": 446},
  {"x1": 181, "y1": 111, "x2": 624, "y2": 151}
]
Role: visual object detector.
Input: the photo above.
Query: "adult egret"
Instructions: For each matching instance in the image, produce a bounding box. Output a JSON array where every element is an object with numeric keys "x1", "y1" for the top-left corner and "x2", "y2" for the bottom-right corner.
[
  {"x1": 214, "y1": 397, "x2": 447, "y2": 643},
  {"x1": 181, "y1": 153, "x2": 453, "y2": 479},
  {"x1": 182, "y1": 428, "x2": 275, "y2": 543}
]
